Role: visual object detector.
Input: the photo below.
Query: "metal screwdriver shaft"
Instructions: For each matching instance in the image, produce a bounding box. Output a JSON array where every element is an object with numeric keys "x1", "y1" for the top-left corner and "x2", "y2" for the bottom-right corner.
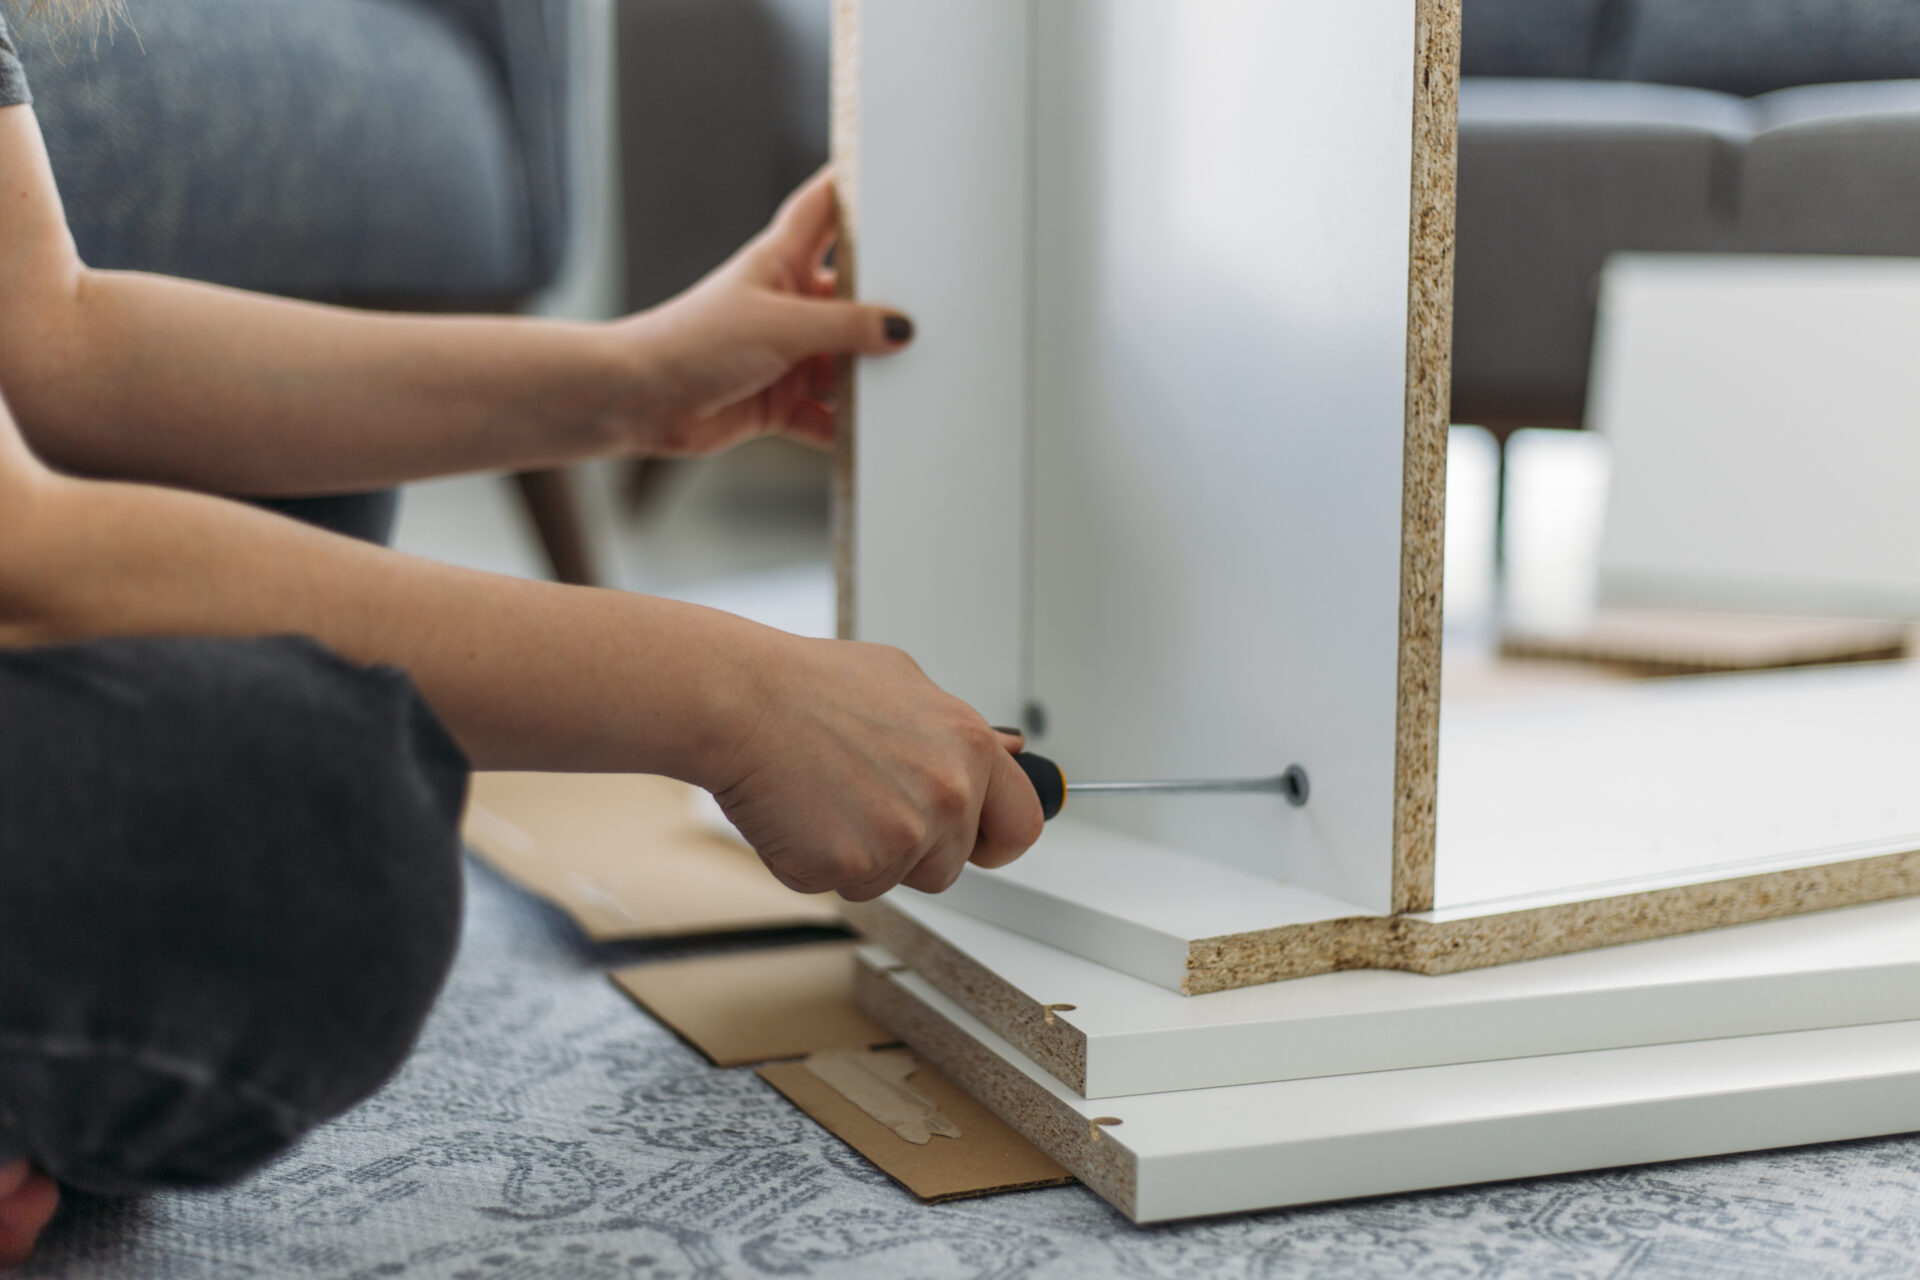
[
  {"x1": 1012, "y1": 753, "x2": 1309, "y2": 820},
  {"x1": 1069, "y1": 772, "x2": 1308, "y2": 798}
]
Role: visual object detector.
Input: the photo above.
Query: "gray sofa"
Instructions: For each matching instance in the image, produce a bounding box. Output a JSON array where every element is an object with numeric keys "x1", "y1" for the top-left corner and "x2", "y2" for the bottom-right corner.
[
  {"x1": 23, "y1": 0, "x2": 571, "y2": 310},
  {"x1": 16, "y1": 0, "x2": 597, "y2": 572},
  {"x1": 1454, "y1": 0, "x2": 1920, "y2": 431},
  {"x1": 615, "y1": 0, "x2": 830, "y2": 312}
]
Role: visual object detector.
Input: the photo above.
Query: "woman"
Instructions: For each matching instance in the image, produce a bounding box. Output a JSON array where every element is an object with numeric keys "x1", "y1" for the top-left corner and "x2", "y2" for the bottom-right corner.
[{"x1": 0, "y1": 0, "x2": 1044, "y2": 1262}]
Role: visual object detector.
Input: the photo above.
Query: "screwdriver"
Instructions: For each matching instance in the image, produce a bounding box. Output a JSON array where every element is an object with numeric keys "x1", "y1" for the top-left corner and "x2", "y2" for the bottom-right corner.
[{"x1": 1010, "y1": 752, "x2": 1309, "y2": 821}]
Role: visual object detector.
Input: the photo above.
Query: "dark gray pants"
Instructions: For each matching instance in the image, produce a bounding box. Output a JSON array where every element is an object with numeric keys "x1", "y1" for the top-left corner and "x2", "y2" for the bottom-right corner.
[{"x1": 0, "y1": 490, "x2": 470, "y2": 1196}]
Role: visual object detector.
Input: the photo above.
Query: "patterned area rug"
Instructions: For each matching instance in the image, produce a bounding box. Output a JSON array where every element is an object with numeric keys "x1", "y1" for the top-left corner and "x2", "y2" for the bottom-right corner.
[{"x1": 25, "y1": 857, "x2": 1920, "y2": 1279}]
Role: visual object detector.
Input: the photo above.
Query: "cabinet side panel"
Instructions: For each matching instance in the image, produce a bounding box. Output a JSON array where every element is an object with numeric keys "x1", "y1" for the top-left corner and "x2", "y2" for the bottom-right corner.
[
  {"x1": 831, "y1": 0, "x2": 860, "y2": 641},
  {"x1": 839, "y1": 0, "x2": 1032, "y2": 723},
  {"x1": 1027, "y1": 0, "x2": 1419, "y2": 911},
  {"x1": 1392, "y1": 0, "x2": 1460, "y2": 912}
]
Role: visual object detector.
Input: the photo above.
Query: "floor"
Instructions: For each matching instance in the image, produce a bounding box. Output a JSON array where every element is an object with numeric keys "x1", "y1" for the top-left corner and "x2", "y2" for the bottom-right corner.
[{"x1": 28, "y1": 858, "x2": 1920, "y2": 1280}]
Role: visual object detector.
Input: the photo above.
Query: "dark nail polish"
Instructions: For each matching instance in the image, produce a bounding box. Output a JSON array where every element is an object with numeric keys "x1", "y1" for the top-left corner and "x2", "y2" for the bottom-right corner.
[
  {"x1": 884, "y1": 314, "x2": 915, "y2": 344},
  {"x1": 991, "y1": 725, "x2": 1024, "y2": 737}
]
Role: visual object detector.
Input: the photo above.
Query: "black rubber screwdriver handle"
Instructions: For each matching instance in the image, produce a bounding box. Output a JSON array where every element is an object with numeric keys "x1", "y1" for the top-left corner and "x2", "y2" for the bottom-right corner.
[{"x1": 1013, "y1": 751, "x2": 1066, "y2": 821}]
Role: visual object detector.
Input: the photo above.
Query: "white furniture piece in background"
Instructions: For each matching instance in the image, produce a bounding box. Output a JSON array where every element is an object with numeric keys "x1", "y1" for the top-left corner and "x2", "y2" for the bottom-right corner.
[{"x1": 1594, "y1": 254, "x2": 1920, "y2": 618}]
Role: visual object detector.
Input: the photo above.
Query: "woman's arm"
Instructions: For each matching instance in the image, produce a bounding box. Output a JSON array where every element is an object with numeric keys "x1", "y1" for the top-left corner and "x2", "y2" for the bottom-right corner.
[
  {"x1": 0, "y1": 105, "x2": 900, "y2": 494},
  {"x1": 0, "y1": 408, "x2": 1044, "y2": 899}
]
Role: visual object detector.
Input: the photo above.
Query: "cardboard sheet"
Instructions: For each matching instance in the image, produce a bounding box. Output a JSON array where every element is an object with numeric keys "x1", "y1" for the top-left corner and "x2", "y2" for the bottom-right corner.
[
  {"x1": 611, "y1": 942, "x2": 890, "y2": 1067},
  {"x1": 1501, "y1": 609, "x2": 1910, "y2": 677},
  {"x1": 464, "y1": 772, "x2": 840, "y2": 941},
  {"x1": 760, "y1": 1048, "x2": 1074, "y2": 1202}
]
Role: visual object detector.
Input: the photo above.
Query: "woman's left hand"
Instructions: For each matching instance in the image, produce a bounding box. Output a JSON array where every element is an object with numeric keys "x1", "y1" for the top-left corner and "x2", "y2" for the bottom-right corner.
[{"x1": 611, "y1": 168, "x2": 913, "y2": 458}]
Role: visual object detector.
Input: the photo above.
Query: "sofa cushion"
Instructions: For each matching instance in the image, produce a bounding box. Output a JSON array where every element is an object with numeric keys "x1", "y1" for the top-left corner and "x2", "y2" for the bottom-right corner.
[
  {"x1": 1739, "y1": 80, "x2": 1920, "y2": 253},
  {"x1": 1453, "y1": 79, "x2": 1754, "y2": 425},
  {"x1": 1461, "y1": 0, "x2": 1612, "y2": 79},
  {"x1": 1612, "y1": 0, "x2": 1920, "y2": 98},
  {"x1": 25, "y1": 0, "x2": 534, "y2": 305}
]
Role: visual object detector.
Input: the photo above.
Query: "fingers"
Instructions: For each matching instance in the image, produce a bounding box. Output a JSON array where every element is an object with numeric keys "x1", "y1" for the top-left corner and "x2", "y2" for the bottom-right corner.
[
  {"x1": 836, "y1": 848, "x2": 924, "y2": 903},
  {"x1": 786, "y1": 398, "x2": 836, "y2": 450},
  {"x1": 854, "y1": 732, "x2": 1045, "y2": 898},
  {"x1": 805, "y1": 353, "x2": 837, "y2": 401},
  {"x1": 773, "y1": 297, "x2": 914, "y2": 359},
  {"x1": 971, "y1": 744, "x2": 1047, "y2": 871},
  {"x1": 759, "y1": 169, "x2": 916, "y2": 358},
  {"x1": 767, "y1": 167, "x2": 841, "y2": 280},
  {"x1": 0, "y1": 1164, "x2": 59, "y2": 1268}
]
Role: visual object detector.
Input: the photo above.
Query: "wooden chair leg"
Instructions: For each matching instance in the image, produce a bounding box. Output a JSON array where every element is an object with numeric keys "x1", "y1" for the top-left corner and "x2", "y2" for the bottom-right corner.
[
  {"x1": 619, "y1": 457, "x2": 683, "y2": 517},
  {"x1": 510, "y1": 468, "x2": 599, "y2": 586}
]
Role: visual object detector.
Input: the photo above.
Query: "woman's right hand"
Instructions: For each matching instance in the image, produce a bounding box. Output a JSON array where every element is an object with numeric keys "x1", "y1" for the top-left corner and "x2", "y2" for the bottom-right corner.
[{"x1": 707, "y1": 634, "x2": 1046, "y2": 902}]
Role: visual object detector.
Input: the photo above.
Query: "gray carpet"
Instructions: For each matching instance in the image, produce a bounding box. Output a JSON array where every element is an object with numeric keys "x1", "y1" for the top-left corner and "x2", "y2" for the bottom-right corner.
[{"x1": 25, "y1": 857, "x2": 1920, "y2": 1279}]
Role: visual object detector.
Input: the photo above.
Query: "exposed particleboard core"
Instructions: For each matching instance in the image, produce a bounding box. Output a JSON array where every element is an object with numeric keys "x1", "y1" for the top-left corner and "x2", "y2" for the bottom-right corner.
[
  {"x1": 1183, "y1": 843, "x2": 1920, "y2": 993},
  {"x1": 855, "y1": 846, "x2": 1920, "y2": 1032},
  {"x1": 830, "y1": 0, "x2": 860, "y2": 642},
  {"x1": 855, "y1": 957, "x2": 1134, "y2": 1215},
  {"x1": 844, "y1": 898, "x2": 1090, "y2": 1093},
  {"x1": 1391, "y1": 0, "x2": 1459, "y2": 915}
]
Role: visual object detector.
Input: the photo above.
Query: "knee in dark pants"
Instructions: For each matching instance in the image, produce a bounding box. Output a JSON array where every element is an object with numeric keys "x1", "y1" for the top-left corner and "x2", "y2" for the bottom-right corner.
[{"x1": 0, "y1": 634, "x2": 470, "y2": 1195}]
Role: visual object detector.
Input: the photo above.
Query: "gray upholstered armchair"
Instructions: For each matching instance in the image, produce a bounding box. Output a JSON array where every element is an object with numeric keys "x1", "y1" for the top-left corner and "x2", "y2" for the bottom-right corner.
[
  {"x1": 16, "y1": 0, "x2": 593, "y2": 573},
  {"x1": 1453, "y1": 0, "x2": 1920, "y2": 433}
]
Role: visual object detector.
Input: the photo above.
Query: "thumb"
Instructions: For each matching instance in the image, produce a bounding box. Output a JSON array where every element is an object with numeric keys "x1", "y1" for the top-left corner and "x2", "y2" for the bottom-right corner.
[{"x1": 774, "y1": 297, "x2": 915, "y2": 358}]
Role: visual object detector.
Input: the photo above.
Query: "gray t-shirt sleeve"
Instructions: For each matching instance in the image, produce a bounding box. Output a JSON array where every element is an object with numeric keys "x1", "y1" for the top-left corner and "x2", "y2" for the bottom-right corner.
[{"x1": 0, "y1": 10, "x2": 31, "y2": 109}]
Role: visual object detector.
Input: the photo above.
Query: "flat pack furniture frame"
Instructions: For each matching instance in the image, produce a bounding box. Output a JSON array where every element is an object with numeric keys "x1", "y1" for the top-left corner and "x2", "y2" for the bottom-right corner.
[
  {"x1": 831, "y1": 0, "x2": 1920, "y2": 996},
  {"x1": 858, "y1": 943, "x2": 1920, "y2": 1224}
]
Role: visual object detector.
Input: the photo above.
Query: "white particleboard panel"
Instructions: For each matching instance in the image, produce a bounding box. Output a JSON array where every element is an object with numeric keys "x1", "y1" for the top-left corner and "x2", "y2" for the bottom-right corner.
[
  {"x1": 867, "y1": 948, "x2": 1920, "y2": 1224},
  {"x1": 1431, "y1": 658, "x2": 1920, "y2": 913},
  {"x1": 846, "y1": 0, "x2": 1032, "y2": 724},
  {"x1": 1023, "y1": 0, "x2": 1414, "y2": 909},
  {"x1": 1594, "y1": 254, "x2": 1920, "y2": 617},
  {"x1": 846, "y1": 0, "x2": 1419, "y2": 912},
  {"x1": 922, "y1": 659, "x2": 1920, "y2": 981},
  {"x1": 933, "y1": 817, "x2": 1373, "y2": 992},
  {"x1": 877, "y1": 892, "x2": 1920, "y2": 1098}
]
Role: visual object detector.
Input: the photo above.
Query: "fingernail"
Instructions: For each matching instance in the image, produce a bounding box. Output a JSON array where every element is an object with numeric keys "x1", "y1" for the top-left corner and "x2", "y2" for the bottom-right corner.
[
  {"x1": 884, "y1": 314, "x2": 914, "y2": 344},
  {"x1": 991, "y1": 725, "x2": 1024, "y2": 737}
]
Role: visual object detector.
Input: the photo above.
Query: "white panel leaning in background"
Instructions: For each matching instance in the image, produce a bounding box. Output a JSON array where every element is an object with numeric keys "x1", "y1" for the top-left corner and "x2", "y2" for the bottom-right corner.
[{"x1": 1594, "y1": 253, "x2": 1920, "y2": 618}]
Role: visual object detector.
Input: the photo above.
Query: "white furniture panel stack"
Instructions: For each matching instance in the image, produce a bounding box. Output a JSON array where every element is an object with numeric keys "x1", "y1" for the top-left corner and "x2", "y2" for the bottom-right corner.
[
  {"x1": 879, "y1": 891, "x2": 1920, "y2": 1098},
  {"x1": 863, "y1": 944, "x2": 1920, "y2": 1224}
]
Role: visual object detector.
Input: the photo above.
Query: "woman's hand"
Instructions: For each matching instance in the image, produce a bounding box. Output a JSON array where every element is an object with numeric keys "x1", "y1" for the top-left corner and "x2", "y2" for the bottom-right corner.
[
  {"x1": 613, "y1": 168, "x2": 912, "y2": 458},
  {"x1": 0, "y1": 1161, "x2": 58, "y2": 1268},
  {"x1": 706, "y1": 634, "x2": 1046, "y2": 902}
]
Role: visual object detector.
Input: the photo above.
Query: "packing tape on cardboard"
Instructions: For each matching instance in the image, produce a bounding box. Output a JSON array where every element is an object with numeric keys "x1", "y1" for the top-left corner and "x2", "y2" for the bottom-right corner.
[{"x1": 802, "y1": 1046, "x2": 962, "y2": 1145}]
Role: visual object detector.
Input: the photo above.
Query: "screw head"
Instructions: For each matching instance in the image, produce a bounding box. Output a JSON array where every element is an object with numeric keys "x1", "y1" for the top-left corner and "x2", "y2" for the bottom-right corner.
[{"x1": 1281, "y1": 765, "x2": 1310, "y2": 807}]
